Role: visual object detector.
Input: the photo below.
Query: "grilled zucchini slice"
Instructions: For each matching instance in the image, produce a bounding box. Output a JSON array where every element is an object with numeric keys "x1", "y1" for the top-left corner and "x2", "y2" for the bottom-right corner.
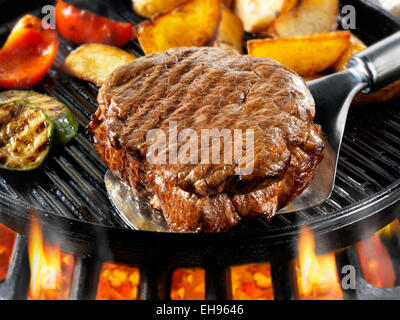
[
  {"x1": 0, "y1": 100, "x2": 53, "y2": 171},
  {"x1": 0, "y1": 90, "x2": 78, "y2": 144}
]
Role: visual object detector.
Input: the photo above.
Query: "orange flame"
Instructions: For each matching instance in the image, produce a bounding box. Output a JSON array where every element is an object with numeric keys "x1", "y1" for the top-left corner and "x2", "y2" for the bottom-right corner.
[
  {"x1": 356, "y1": 234, "x2": 395, "y2": 288},
  {"x1": 294, "y1": 226, "x2": 343, "y2": 300},
  {"x1": 27, "y1": 214, "x2": 74, "y2": 300},
  {"x1": 0, "y1": 224, "x2": 16, "y2": 281},
  {"x1": 379, "y1": 219, "x2": 399, "y2": 240},
  {"x1": 171, "y1": 269, "x2": 205, "y2": 300},
  {"x1": 231, "y1": 263, "x2": 274, "y2": 300},
  {"x1": 169, "y1": 264, "x2": 274, "y2": 300},
  {"x1": 96, "y1": 263, "x2": 140, "y2": 300}
]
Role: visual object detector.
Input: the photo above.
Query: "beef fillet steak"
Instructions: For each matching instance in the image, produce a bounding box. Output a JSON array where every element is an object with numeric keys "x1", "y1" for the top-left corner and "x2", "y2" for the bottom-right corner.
[{"x1": 88, "y1": 47, "x2": 324, "y2": 233}]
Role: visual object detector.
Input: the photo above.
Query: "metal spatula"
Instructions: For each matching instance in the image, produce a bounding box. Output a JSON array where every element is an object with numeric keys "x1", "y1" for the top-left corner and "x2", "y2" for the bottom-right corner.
[
  {"x1": 281, "y1": 31, "x2": 400, "y2": 213},
  {"x1": 105, "y1": 32, "x2": 400, "y2": 230}
]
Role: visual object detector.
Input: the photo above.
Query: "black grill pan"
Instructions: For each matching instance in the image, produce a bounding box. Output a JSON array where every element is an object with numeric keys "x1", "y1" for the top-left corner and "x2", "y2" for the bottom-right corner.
[{"x1": 0, "y1": 0, "x2": 398, "y2": 266}]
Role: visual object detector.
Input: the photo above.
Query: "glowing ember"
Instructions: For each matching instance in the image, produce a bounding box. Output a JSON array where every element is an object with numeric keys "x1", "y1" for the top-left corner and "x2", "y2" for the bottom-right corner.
[
  {"x1": 379, "y1": 219, "x2": 399, "y2": 240},
  {"x1": 27, "y1": 214, "x2": 74, "y2": 300},
  {"x1": 96, "y1": 263, "x2": 140, "y2": 300},
  {"x1": 0, "y1": 224, "x2": 16, "y2": 281},
  {"x1": 356, "y1": 234, "x2": 395, "y2": 288},
  {"x1": 294, "y1": 226, "x2": 343, "y2": 300},
  {"x1": 231, "y1": 263, "x2": 274, "y2": 300},
  {"x1": 171, "y1": 269, "x2": 205, "y2": 300}
]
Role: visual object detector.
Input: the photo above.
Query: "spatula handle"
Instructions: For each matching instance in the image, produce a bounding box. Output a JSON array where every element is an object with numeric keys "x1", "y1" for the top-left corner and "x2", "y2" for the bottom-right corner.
[{"x1": 350, "y1": 31, "x2": 400, "y2": 91}]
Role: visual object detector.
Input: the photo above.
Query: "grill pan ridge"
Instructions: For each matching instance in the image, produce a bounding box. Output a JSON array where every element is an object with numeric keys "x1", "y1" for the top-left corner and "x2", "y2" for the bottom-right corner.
[{"x1": 0, "y1": 0, "x2": 399, "y2": 263}]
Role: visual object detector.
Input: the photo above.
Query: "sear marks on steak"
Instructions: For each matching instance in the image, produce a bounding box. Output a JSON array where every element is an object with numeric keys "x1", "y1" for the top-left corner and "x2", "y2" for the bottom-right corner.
[{"x1": 89, "y1": 47, "x2": 324, "y2": 233}]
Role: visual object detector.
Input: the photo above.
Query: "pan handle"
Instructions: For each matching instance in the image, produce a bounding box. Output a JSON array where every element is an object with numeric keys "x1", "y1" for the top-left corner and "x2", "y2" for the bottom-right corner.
[{"x1": 349, "y1": 31, "x2": 400, "y2": 91}]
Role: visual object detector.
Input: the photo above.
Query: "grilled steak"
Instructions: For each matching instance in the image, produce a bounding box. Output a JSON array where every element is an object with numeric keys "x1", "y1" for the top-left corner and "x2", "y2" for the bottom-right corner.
[{"x1": 89, "y1": 47, "x2": 324, "y2": 232}]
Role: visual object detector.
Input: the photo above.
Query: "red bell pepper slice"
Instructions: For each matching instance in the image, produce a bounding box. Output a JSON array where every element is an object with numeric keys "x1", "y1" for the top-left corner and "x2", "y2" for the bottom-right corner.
[
  {"x1": 0, "y1": 15, "x2": 59, "y2": 89},
  {"x1": 55, "y1": 0, "x2": 136, "y2": 47}
]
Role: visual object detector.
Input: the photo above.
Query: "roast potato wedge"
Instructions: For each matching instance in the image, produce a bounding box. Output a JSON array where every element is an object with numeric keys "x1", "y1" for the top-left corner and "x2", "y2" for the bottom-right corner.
[
  {"x1": 213, "y1": 7, "x2": 244, "y2": 53},
  {"x1": 132, "y1": 0, "x2": 188, "y2": 18},
  {"x1": 233, "y1": 0, "x2": 286, "y2": 33},
  {"x1": 331, "y1": 34, "x2": 366, "y2": 72},
  {"x1": 223, "y1": 0, "x2": 233, "y2": 8},
  {"x1": 138, "y1": 0, "x2": 221, "y2": 55},
  {"x1": 63, "y1": 44, "x2": 136, "y2": 86},
  {"x1": 247, "y1": 31, "x2": 351, "y2": 76},
  {"x1": 269, "y1": 0, "x2": 339, "y2": 37},
  {"x1": 281, "y1": 0, "x2": 299, "y2": 14}
]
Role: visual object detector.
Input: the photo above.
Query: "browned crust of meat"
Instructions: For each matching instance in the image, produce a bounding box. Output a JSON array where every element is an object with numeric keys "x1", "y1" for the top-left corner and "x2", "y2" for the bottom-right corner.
[{"x1": 89, "y1": 47, "x2": 324, "y2": 233}]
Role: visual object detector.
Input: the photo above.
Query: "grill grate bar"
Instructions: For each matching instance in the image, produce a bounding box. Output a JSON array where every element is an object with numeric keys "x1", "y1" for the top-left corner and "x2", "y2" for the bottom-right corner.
[
  {"x1": 73, "y1": 133, "x2": 107, "y2": 171},
  {"x1": 307, "y1": 205, "x2": 329, "y2": 216},
  {"x1": 317, "y1": 202, "x2": 340, "y2": 214},
  {"x1": 373, "y1": 127, "x2": 400, "y2": 148},
  {"x1": 48, "y1": 159, "x2": 119, "y2": 227},
  {"x1": 61, "y1": 80, "x2": 99, "y2": 113},
  {"x1": 43, "y1": 168, "x2": 100, "y2": 223},
  {"x1": 42, "y1": 73, "x2": 99, "y2": 123},
  {"x1": 46, "y1": 150, "x2": 125, "y2": 226},
  {"x1": 343, "y1": 134, "x2": 400, "y2": 172},
  {"x1": 30, "y1": 185, "x2": 77, "y2": 219},
  {"x1": 54, "y1": 155, "x2": 107, "y2": 199},
  {"x1": 295, "y1": 211, "x2": 312, "y2": 221},
  {"x1": 64, "y1": 145, "x2": 105, "y2": 184},
  {"x1": 358, "y1": 129, "x2": 400, "y2": 161},
  {"x1": 0, "y1": 175, "x2": 22, "y2": 200},
  {"x1": 42, "y1": 84, "x2": 93, "y2": 126},
  {"x1": 277, "y1": 215, "x2": 293, "y2": 226},
  {"x1": 385, "y1": 108, "x2": 400, "y2": 124},
  {"x1": 341, "y1": 143, "x2": 397, "y2": 183},
  {"x1": 335, "y1": 169, "x2": 371, "y2": 196},
  {"x1": 332, "y1": 184, "x2": 358, "y2": 204},
  {"x1": 337, "y1": 158, "x2": 384, "y2": 190},
  {"x1": 323, "y1": 198, "x2": 343, "y2": 211},
  {"x1": 256, "y1": 217, "x2": 272, "y2": 229},
  {"x1": 386, "y1": 119, "x2": 400, "y2": 133}
]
